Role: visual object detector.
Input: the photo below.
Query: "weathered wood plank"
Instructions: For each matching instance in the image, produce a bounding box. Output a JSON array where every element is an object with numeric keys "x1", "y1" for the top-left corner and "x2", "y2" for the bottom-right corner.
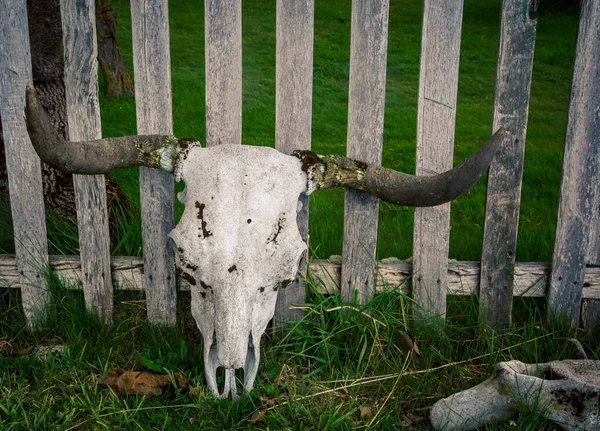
[
  {"x1": 60, "y1": 0, "x2": 113, "y2": 323},
  {"x1": 412, "y1": 0, "x2": 464, "y2": 320},
  {"x1": 479, "y1": 0, "x2": 537, "y2": 329},
  {"x1": 131, "y1": 0, "x2": 177, "y2": 325},
  {"x1": 205, "y1": 0, "x2": 242, "y2": 147},
  {"x1": 0, "y1": 0, "x2": 49, "y2": 327},
  {"x1": 3, "y1": 255, "x2": 599, "y2": 301},
  {"x1": 341, "y1": 0, "x2": 389, "y2": 305},
  {"x1": 583, "y1": 128, "x2": 600, "y2": 334},
  {"x1": 548, "y1": 0, "x2": 600, "y2": 327},
  {"x1": 274, "y1": 0, "x2": 314, "y2": 322}
]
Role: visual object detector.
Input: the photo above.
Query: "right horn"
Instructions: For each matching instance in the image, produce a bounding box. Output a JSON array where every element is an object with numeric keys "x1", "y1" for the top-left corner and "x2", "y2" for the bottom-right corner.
[
  {"x1": 294, "y1": 128, "x2": 506, "y2": 207},
  {"x1": 24, "y1": 82, "x2": 197, "y2": 175}
]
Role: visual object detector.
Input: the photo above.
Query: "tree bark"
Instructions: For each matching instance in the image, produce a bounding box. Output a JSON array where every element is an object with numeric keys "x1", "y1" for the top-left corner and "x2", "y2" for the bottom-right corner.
[
  {"x1": 96, "y1": 0, "x2": 134, "y2": 97},
  {"x1": 1, "y1": 0, "x2": 129, "y2": 228}
]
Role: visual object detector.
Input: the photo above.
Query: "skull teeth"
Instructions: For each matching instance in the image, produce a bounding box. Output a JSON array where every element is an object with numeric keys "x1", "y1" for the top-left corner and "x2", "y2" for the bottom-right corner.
[{"x1": 204, "y1": 335, "x2": 259, "y2": 400}]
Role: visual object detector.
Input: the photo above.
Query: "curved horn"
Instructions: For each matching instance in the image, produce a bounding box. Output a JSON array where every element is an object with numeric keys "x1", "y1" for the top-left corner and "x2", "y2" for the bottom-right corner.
[
  {"x1": 25, "y1": 83, "x2": 197, "y2": 174},
  {"x1": 294, "y1": 128, "x2": 506, "y2": 207}
]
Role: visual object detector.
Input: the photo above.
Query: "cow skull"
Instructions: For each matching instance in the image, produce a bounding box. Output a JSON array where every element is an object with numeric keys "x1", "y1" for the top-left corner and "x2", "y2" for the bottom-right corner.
[
  {"x1": 24, "y1": 83, "x2": 506, "y2": 398},
  {"x1": 171, "y1": 144, "x2": 308, "y2": 398}
]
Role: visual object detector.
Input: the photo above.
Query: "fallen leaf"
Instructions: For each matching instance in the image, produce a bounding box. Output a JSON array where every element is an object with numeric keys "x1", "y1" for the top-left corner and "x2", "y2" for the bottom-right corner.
[
  {"x1": 360, "y1": 406, "x2": 373, "y2": 419},
  {"x1": 259, "y1": 395, "x2": 277, "y2": 407},
  {"x1": 100, "y1": 368, "x2": 199, "y2": 397},
  {"x1": 249, "y1": 407, "x2": 268, "y2": 423},
  {"x1": 399, "y1": 331, "x2": 422, "y2": 364}
]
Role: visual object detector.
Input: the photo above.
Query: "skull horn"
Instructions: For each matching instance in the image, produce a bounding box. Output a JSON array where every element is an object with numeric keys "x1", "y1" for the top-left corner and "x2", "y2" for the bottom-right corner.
[
  {"x1": 294, "y1": 128, "x2": 506, "y2": 207},
  {"x1": 24, "y1": 82, "x2": 197, "y2": 174}
]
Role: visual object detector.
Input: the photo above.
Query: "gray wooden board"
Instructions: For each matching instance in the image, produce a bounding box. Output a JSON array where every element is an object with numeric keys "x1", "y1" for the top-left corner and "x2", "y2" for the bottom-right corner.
[
  {"x1": 2, "y1": 255, "x2": 599, "y2": 301},
  {"x1": 131, "y1": 0, "x2": 177, "y2": 325},
  {"x1": 0, "y1": 0, "x2": 50, "y2": 327},
  {"x1": 205, "y1": 0, "x2": 242, "y2": 147},
  {"x1": 60, "y1": 0, "x2": 113, "y2": 323},
  {"x1": 584, "y1": 116, "x2": 600, "y2": 333},
  {"x1": 412, "y1": 0, "x2": 464, "y2": 320},
  {"x1": 274, "y1": 0, "x2": 314, "y2": 322},
  {"x1": 341, "y1": 0, "x2": 389, "y2": 305},
  {"x1": 479, "y1": 0, "x2": 537, "y2": 329},
  {"x1": 548, "y1": 0, "x2": 600, "y2": 327}
]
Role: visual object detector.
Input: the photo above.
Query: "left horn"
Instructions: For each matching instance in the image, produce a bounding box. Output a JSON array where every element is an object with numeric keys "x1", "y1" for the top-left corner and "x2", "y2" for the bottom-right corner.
[
  {"x1": 294, "y1": 128, "x2": 506, "y2": 207},
  {"x1": 25, "y1": 82, "x2": 196, "y2": 174}
]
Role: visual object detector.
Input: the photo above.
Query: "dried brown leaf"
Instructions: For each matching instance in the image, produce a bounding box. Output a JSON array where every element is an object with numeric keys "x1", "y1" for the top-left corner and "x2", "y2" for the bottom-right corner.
[
  {"x1": 249, "y1": 407, "x2": 268, "y2": 423},
  {"x1": 360, "y1": 406, "x2": 373, "y2": 419},
  {"x1": 99, "y1": 368, "x2": 198, "y2": 397},
  {"x1": 259, "y1": 395, "x2": 277, "y2": 407},
  {"x1": 399, "y1": 331, "x2": 422, "y2": 363}
]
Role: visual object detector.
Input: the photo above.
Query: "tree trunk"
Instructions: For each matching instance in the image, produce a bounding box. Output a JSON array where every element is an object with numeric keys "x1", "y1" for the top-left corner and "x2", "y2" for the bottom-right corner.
[
  {"x1": 96, "y1": 0, "x2": 135, "y2": 97},
  {"x1": 1, "y1": 0, "x2": 129, "y2": 231}
]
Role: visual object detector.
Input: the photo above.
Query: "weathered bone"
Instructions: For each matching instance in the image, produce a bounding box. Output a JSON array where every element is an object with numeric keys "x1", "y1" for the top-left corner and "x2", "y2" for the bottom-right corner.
[
  {"x1": 430, "y1": 360, "x2": 600, "y2": 431},
  {"x1": 171, "y1": 144, "x2": 307, "y2": 398},
  {"x1": 25, "y1": 83, "x2": 197, "y2": 174},
  {"x1": 295, "y1": 127, "x2": 506, "y2": 206}
]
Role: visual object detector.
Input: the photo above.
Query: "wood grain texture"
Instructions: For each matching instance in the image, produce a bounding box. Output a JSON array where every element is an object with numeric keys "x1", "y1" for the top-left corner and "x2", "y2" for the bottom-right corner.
[
  {"x1": 60, "y1": 0, "x2": 113, "y2": 323},
  {"x1": 479, "y1": 0, "x2": 537, "y2": 329},
  {"x1": 548, "y1": 0, "x2": 600, "y2": 327},
  {"x1": 0, "y1": 0, "x2": 49, "y2": 327},
  {"x1": 3, "y1": 255, "x2": 599, "y2": 302},
  {"x1": 412, "y1": 0, "x2": 464, "y2": 320},
  {"x1": 341, "y1": 0, "x2": 389, "y2": 305},
  {"x1": 584, "y1": 128, "x2": 600, "y2": 333},
  {"x1": 274, "y1": 0, "x2": 314, "y2": 322},
  {"x1": 131, "y1": 0, "x2": 177, "y2": 325},
  {"x1": 205, "y1": 0, "x2": 242, "y2": 147}
]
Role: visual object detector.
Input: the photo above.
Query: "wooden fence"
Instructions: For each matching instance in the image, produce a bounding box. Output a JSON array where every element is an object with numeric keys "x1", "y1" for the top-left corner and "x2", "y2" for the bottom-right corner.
[{"x1": 0, "y1": 0, "x2": 598, "y2": 331}]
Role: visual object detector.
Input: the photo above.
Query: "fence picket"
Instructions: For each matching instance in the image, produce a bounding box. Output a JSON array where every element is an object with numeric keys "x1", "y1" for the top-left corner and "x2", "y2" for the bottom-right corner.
[
  {"x1": 131, "y1": 0, "x2": 177, "y2": 325},
  {"x1": 274, "y1": 0, "x2": 314, "y2": 322},
  {"x1": 412, "y1": 0, "x2": 464, "y2": 320},
  {"x1": 341, "y1": 0, "x2": 389, "y2": 305},
  {"x1": 479, "y1": 0, "x2": 537, "y2": 329},
  {"x1": 0, "y1": 0, "x2": 49, "y2": 327},
  {"x1": 548, "y1": 0, "x2": 600, "y2": 326},
  {"x1": 205, "y1": 0, "x2": 242, "y2": 147},
  {"x1": 60, "y1": 0, "x2": 113, "y2": 323},
  {"x1": 583, "y1": 104, "x2": 600, "y2": 334}
]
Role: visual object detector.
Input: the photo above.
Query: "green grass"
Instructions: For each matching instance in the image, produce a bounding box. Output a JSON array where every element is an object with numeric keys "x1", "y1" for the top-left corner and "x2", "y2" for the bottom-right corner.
[
  {"x1": 98, "y1": 0, "x2": 579, "y2": 262},
  {"x1": 1, "y1": 272, "x2": 597, "y2": 430},
  {"x1": 0, "y1": 1, "x2": 581, "y2": 262}
]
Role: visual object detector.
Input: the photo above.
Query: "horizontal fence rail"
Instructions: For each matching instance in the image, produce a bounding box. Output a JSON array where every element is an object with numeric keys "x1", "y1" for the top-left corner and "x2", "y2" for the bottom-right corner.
[
  {"x1": 0, "y1": 0, "x2": 598, "y2": 332},
  {"x1": 1, "y1": 255, "x2": 599, "y2": 300}
]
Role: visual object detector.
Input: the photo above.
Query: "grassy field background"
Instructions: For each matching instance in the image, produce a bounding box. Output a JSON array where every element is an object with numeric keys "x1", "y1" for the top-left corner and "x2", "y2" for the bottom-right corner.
[
  {"x1": 0, "y1": 0, "x2": 580, "y2": 262},
  {"x1": 93, "y1": 0, "x2": 580, "y2": 263}
]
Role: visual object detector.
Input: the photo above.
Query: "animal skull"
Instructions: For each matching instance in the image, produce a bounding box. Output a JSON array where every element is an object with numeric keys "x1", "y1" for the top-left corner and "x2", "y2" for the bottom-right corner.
[
  {"x1": 24, "y1": 82, "x2": 506, "y2": 398},
  {"x1": 171, "y1": 144, "x2": 308, "y2": 398}
]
